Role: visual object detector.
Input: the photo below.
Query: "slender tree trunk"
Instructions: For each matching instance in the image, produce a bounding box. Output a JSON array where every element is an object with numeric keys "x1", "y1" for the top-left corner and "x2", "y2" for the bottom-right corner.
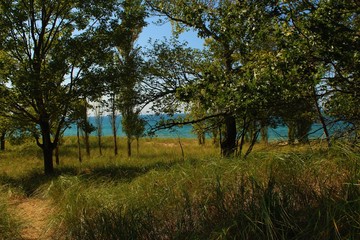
[
  {"x1": 212, "y1": 128, "x2": 219, "y2": 148},
  {"x1": 84, "y1": 128, "x2": 90, "y2": 156},
  {"x1": 136, "y1": 137, "x2": 139, "y2": 155},
  {"x1": 178, "y1": 137, "x2": 184, "y2": 161},
  {"x1": 98, "y1": 135, "x2": 103, "y2": 156},
  {"x1": 127, "y1": 136, "x2": 131, "y2": 157},
  {"x1": 95, "y1": 104, "x2": 103, "y2": 156},
  {"x1": 221, "y1": 115, "x2": 237, "y2": 157},
  {"x1": 55, "y1": 144, "x2": 60, "y2": 165},
  {"x1": 0, "y1": 132, "x2": 5, "y2": 151},
  {"x1": 77, "y1": 124, "x2": 82, "y2": 163},
  {"x1": 238, "y1": 117, "x2": 248, "y2": 158},
  {"x1": 245, "y1": 128, "x2": 260, "y2": 158},
  {"x1": 83, "y1": 100, "x2": 91, "y2": 157},
  {"x1": 313, "y1": 89, "x2": 331, "y2": 147},
  {"x1": 111, "y1": 110, "x2": 118, "y2": 156}
]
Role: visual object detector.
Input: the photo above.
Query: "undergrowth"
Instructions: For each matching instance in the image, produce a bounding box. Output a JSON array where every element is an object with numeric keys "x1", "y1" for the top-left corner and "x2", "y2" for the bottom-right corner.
[
  {"x1": 0, "y1": 186, "x2": 22, "y2": 240},
  {"x1": 1, "y1": 138, "x2": 359, "y2": 239},
  {"x1": 39, "y1": 142, "x2": 360, "y2": 240}
]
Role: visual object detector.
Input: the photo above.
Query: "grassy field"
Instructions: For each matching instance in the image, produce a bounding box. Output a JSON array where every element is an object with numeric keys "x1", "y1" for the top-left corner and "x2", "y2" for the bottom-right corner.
[{"x1": 0, "y1": 137, "x2": 359, "y2": 239}]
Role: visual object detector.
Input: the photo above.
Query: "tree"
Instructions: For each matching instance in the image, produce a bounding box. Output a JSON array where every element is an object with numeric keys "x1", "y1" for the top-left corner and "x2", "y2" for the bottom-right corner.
[
  {"x1": 146, "y1": 0, "x2": 281, "y2": 156},
  {"x1": 306, "y1": 0, "x2": 360, "y2": 139},
  {"x1": 0, "y1": 0, "x2": 118, "y2": 174},
  {"x1": 115, "y1": 0, "x2": 147, "y2": 157},
  {"x1": 0, "y1": 116, "x2": 10, "y2": 151},
  {"x1": 269, "y1": 0, "x2": 360, "y2": 145},
  {"x1": 94, "y1": 99, "x2": 105, "y2": 156}
]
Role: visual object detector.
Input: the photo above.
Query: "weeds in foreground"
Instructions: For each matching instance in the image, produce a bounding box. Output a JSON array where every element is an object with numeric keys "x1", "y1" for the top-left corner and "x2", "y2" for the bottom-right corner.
[
  {"x1": 40, "y1": 143, "x2": 360, "y2": 240},
  {"x1": 1, "y1": 138, "x2": 359, "y2": 239},
  {"x1": 0, "y1": 187, "x2": 22, "y2": 240}
]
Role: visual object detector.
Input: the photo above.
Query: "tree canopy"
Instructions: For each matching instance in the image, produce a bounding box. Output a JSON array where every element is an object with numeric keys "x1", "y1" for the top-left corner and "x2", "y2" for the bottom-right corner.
[
  {"x1": 0, "y1": 0, "x2": 359, "y2": 174},
  {"x1": 0, "y1": 0, "x2": 119, "y2": 174}
]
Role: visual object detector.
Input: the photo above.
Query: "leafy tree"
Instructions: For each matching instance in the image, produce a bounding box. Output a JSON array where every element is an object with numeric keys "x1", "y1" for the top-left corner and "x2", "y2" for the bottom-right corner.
[
  {"x1": 0, "y1": 0, "x2": 118, "y2": 174},
  {"x1": 268, "y1": 0, "x2": 360, "y2": 145},
  {"x1": 306, "y1": 0, "x2": 360, "y2": 138},
  {"x1": 141, "y1": 38, "x2": 201, "y2": 115},
  {"x1": 115, "y1": 0, "x2": 147, "y2": 157},
  {"x1": 146, "y1": 0, "x2": 282, "y2": 156}
]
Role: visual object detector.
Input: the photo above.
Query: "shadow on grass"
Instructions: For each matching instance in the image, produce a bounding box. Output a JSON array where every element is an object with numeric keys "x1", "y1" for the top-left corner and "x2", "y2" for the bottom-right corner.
[{"x1": 0, "y1": 161, "x2": 181, "y2": 196}]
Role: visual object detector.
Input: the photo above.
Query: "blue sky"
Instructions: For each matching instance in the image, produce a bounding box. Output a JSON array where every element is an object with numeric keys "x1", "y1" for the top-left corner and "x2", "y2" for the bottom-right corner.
[{"x1": 137, "y1": 17, "x2": 204, "y2": 49}]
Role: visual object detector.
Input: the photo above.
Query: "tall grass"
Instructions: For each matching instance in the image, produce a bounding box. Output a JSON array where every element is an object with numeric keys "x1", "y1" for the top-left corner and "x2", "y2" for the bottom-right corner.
[
  {"x1": 37, "y1": 142, "x2": 359, "y2": 239},
  {"x1": 0, "y1": 187, "x2": 22, "y2": 240},
  {"x1": 1, "y1": 137, "x2": 359, "y2": 239}
]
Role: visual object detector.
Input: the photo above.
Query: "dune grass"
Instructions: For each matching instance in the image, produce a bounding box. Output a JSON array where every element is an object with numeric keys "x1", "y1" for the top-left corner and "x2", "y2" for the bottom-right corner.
[
  {"x1": 0, "y1": 186, "x2": 22, "y2": 240},
  {"x1": 0, "y1": 137, "x2": 359, "y2": 239}
]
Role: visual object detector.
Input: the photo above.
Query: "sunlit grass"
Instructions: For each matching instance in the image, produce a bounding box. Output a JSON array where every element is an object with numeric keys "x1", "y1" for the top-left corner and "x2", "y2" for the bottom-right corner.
[{"x1": 0, "y1": 137, "x2": 359, "y2": 239}]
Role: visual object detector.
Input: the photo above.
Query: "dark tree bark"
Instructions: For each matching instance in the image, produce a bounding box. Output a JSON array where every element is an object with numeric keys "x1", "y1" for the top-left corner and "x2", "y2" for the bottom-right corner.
[
  {"x1": 313, "y1": 89, "x2": 331, "y2": 148},
  {"x1": 238, "y1": 117, "x2": 248, "y2": 157},
  {"x1": 83, "y1": 100, "x2": 91, "y2": 157},
  {"x1": 55, "y1": 144, "x2": 60, "y2": 165},
  {"x1": 38, "y1": 120, "x2": 55, "y2": 175},
  {"x1": 245, "y1": 128, "x2": 260, "y2": 158},
  {"x1": 77, "y1": 123, "x2": 82, "y2": 163},
  {"x1": 127, "y1": 136, "x2": 131, "y2": 157},
  {"x1": 110, "y1": 96, "x2": 118, "y2": 156},
  {"x1": 221, "y1": 115, "x2": 237, "y2": 157},
  {"x1": 0, "y1": 132, "x2": 5, "y2": 151},
  {"x1": 111, "y1": 111, "x2": 118, "y2": 156},
  {"x1": 136, "y1": 137, "x2": 139, "y2": 155}
]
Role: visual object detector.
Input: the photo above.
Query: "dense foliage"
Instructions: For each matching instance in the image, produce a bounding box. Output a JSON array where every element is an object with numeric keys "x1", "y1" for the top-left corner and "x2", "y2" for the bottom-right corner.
[{"x1": 0, "y1": 0, "x2": 359, "y2": 172}]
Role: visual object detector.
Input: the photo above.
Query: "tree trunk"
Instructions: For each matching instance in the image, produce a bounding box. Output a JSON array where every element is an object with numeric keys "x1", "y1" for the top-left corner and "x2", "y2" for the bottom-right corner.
[
  {"x1": 288, "y1": 121, "x2": 296, "y2": 145},
  {"x1": 127, "y1": 136, "x2": 131, "y2": 157},
  {"x1": 221, "y1": 115, "x2": 237, "y2": 157},
  {"x1": 40, "y1": 121, "x2": 55, "y2": 175},
  {"x1": 83, "y1": 101, "x2": 91, "y2": 157},
  {"x1": 260, "y1": 123, "x2": 268, "y2": 144},
  {"x1": 111, "y1": 107, "x2": 118, "y2": 156},
  {"x1": 84, "y1": 126, "x2": 90, "y2": 157},
  {"x1": 197, "y1": 132, "x2": 205, "y2": 145},
  {"x1": 98, "y1": 135, "x2": 103, "y2": 156},
  {"x1": 212, "y1": 128, "x2": 219, "y2": 148},
  {"x1": 95, "y1": 108, "x2": 103, "y2": 156},
  {"x1": 238, "y1": 117, "x2": 248, "y2": 157},
  {"x1": 296, "y1": 120, "x2": 311, "y2": 144},
  {"x1": 313, "y1": 89, "x2": 331, "y2": 147},
  {"x1": 0, "y1": 132, "x2": 5, "y2": 151},
  {"x1": 55, "y1": 144, "x2": 60, "y2": 165},
  {"x1": 136, "y1": 137, "x2": 139, "y2": 155},
  {"x1": 43, "y1": 145, "x2": 54, "y2": 175},
  {"x1": 77, "y1": 124, "x2": 82, "y2": 163},
  {"x1": 245, "y1": 128, "x2": 260, "y2": 158}
]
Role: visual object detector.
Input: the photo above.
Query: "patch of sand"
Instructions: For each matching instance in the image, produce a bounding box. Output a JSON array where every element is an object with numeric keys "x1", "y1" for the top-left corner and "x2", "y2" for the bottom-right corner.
[{"x1": 10, "y1": 197, "x2": 54, "y2": 240}]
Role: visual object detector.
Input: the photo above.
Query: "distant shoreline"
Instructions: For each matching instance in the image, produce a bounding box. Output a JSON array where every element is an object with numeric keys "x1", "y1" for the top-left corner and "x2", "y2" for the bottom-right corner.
[{"x1": 64, "y1": 117, "x2": 332, "y2": 142}]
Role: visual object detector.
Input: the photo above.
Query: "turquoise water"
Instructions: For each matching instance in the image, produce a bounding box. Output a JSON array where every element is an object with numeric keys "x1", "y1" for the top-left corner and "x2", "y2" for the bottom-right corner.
[{"x1": 64, "y1": 115, "x2": 331, "y2": 141}]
